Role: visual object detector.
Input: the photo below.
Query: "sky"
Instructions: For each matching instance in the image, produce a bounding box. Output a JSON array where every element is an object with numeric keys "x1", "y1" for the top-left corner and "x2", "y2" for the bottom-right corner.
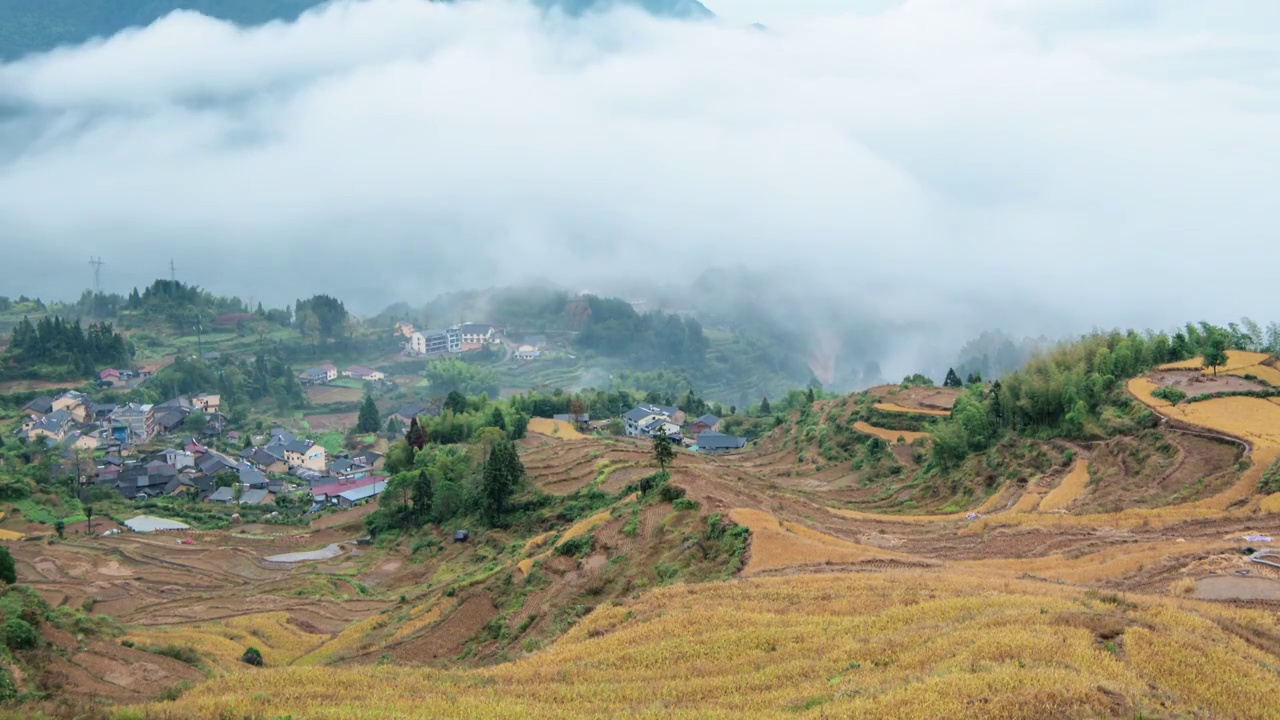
[{"x1": 0, "y1": 0, "x2": 1277, "y2": 348}]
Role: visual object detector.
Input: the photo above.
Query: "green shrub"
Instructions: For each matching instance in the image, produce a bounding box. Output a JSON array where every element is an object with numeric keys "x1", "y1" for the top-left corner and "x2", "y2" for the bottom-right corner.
[
  {"x1": 556, "y1": 534, "x2": 593, "y2": 558},
  {"x1": 672, "y1": 497, "x2": 699, "y2": 512},
  {"x1": 241, "y1": 646, "x2": 264, "y2": 667},
  {"x1": 4, "y1": 617, "x2": 36, "y2": 650},
  {"x1": 658, "y1": 484, "x2": 686, "y2": 503},
  {"x1": 1151, "y1": 386, "x2": 1187, "y2": 404},
  {"x1": 144, "y1": 644, "x2": 204, "y2": 667}
]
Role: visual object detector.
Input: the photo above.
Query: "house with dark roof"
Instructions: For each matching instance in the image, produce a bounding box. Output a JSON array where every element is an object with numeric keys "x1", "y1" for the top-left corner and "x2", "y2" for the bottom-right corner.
[
  {"x1": 268, "y1": 428, "x2": 298, "y2": 447},
  {"x1": 390, "y1": 401, "x2": 441, "y2": 427},
  {"x1": 22, "y1": 396, "x2": 54, "y2": 417},
  {"x1": 689, "y1": 414, "x2": 721, "y2": 435},
  {"x1": 284, "y1": 439, "x2": 327, "y2": 472},
  {"x1": 23, "y1": 410, "x2": 74, "y2": 443},
  {"x1": 237, "y1": 462, "x2": 267, "y2": 488},
  {"x1": 297, "y1": 368, "x2": 330, "y2": 386},
  {"x1": 149, "y1": 409, "x2": 188, "y2": 436},
  {"x1": 694, "y1": 432, "x2": 747, "y2": 453},
  {"x1": 337, "y1": 481, "x2": 386, "y2": 508},
  {"x1": 350, "y1": 449, "x2": 384, "y2": 470},
  {"x1": 196, "y1": 451, "x2": 235, "y2": 477},
  {"x1": 328, "y1": 458, "x2": 368, "y2": 480},
  {"x1": 245, "y1": 447, "x2": 288, "y2": 473},
  {"x1": 208, "y1": 486, "x2": 237, "y2": 504},
  {"x1": 241, "y1": 488, "x2": 272, "y2": 506}
]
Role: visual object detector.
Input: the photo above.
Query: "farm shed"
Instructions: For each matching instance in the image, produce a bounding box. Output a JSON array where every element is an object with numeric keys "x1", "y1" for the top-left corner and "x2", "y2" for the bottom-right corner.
[{"x1": 337, "y1": 481, "x2": 387, "y2": 508}]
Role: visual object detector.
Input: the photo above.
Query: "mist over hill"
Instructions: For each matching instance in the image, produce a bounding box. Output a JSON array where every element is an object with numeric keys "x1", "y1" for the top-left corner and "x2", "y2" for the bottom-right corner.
[
  {"x1": 0, "y1": 0, "x2": 1275, "y2": 379},
  {"x1": 0, "y1": 0, "x2": 711, "y2": 60}
]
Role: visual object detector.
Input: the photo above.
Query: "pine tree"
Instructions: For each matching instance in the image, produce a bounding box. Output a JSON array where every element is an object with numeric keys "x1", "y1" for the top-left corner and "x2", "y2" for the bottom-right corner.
[
  {"x1": 405, "y1": 418, "x2": 427, "y2": 450},
  {"x1": 357, "y1": 394, "x2": 380, "y2": 433},
  {"x1": 943, "y1": 368, "x2": 963, "y2": 388},
  {"x1": 489, "y1": 406, "x2": 507, "y2": 431},
  {"x1": 759, "y1": 397, "x2": 771, "y2": 415}
]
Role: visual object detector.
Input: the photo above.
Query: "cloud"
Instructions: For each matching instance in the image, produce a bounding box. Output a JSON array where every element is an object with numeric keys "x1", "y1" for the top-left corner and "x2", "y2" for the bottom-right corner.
[{"x1": 0, "y1": 0, "x2": 1276, "y2": 348}]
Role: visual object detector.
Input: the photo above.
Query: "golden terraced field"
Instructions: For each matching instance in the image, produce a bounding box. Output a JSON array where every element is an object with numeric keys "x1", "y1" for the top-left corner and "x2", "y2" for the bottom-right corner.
[{"x1": 135, "y1": 571, "x2": 1280, "y2": 719}]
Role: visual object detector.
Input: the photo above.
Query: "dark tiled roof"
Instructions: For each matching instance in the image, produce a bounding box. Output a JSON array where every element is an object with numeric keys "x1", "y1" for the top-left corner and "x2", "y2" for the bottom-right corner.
[
  {"x1": 696, "y1": 432, "x2": 746, "y2": 451},
  {"x1": 22, "y1": 397, "x2": 55, "y2": 414}
]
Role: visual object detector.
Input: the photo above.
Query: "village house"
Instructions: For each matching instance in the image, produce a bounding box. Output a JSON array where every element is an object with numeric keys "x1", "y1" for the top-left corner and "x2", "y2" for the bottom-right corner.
[
  {"x1": 320, "y1": 363, "x2": 339, "y2": 382},
  {"x1": 689, "y1": 414, "x2": 721, "y2": 435},
  {"x1": 297, "y1": 367, "x2": 330, "y2": 386},
  {"x1": 342, "y1": 365, "x2": 385, "y2": 382},
  {"x1": 53, "y1": 391, "x2": 91, "y2": 423},
  {"x1": 110, "y1": 404, "x2": 150, "y2": 443},
  {"x1": 23, "y1": 410, "x2": 74, "y2": 443},
  {"x1": 338, "y1": 481, "x2": 387, "y2": 509},
  {"x1": 389, "y1": 401, "x2": 441, "y2": 428},
  {"x1": 192, "y1": 393, "x2": 221, "y2": 413},
  {"x1": 694, "y1": 431, "x2": 747, "y2": 453},
  {"x1": 514, "y1": 345, "x2": 540, "y2": 361},
  {"x1": 453, "y1": 323, "x2": 497, "y2": 352},
  {"x1": 623, "y1": 404, "x2": 682, "y2": 439},
  {"x1": 350, "y1": 449, "x2": 384, "y2": 470},
  {"x1": 284, "y1": 439, "x2": 327, "y2": 472},
  {"x1": 328, "y1": 458, "x2": 370, "y2": 481},
  {"x1": 98, "y1": 368, "x2": 125, "y2": 388},
  {"x1": 409, "y1": 329, "x2": 456, "y2": 356},
  {"x1": 311, "y1": 475, "x2": 384, "y2": 504},
  {"x1": 21, "y1": 396, "x2": 54, "y2": 418}
]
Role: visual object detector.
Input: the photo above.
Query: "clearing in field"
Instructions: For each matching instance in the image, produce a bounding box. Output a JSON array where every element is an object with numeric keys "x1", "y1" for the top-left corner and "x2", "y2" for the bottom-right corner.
[
  {"x1": 728, "y1": 508, "x2": 917, "y2": 574},
  {"x1": 139, "y1": 569, "x2": 1280, "y2": 720}
]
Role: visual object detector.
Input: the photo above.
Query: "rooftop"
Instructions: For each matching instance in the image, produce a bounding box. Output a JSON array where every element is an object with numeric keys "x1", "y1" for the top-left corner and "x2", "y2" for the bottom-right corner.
[{"x1": 123, "y1": 515, "x2": 191, "y2": 533}]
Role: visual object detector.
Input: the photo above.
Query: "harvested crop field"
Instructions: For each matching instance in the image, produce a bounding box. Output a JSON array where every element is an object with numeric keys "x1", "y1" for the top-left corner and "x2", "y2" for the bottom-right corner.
[
  {"x1": 305, "y1": 385, "x2": 365, "y2": 404},
  {"x1": 872, "y1": 401, "x2": 950, "y2": 417},
  {"x1": 304, "y1": 412, "x2": 358, "y2": 432},
  {"x1": 528, "y1": 417, "x2": 585, "y2": 439},
  {"x1": 853, "y1": 421, "x2": 927, "y2": 444}
]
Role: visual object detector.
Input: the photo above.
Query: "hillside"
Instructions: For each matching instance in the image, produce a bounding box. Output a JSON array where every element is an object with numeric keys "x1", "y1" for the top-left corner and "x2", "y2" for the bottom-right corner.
[
  {"x1": 1, "y1": 328, "x2": 1279, "y2": 717},
  {"x1": 0, "y1": 0, "x2": 713, "y2": 62}
]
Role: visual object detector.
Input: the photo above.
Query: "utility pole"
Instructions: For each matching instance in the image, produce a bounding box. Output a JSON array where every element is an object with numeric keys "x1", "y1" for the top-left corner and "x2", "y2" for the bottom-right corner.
[{"x1": 89, "y1": 257, "x2": 104, "y2": 293}]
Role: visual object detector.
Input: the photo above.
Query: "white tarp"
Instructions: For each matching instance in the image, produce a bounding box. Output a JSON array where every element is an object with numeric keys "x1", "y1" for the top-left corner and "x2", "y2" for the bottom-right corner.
[{"x1": 123, "y1": 515, "x2": 191, "y2": 533}]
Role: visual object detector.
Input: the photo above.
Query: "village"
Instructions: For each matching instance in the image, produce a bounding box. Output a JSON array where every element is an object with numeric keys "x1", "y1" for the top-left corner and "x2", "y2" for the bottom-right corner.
[{"x1": 8, "y1": 321, "x2": 748, "y2": 530}]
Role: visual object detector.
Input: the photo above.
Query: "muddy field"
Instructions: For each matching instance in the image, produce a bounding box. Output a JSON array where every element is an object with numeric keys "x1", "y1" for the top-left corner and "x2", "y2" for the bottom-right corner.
[
  {"x1": 304, "y1": 412, "x2": 358, "y2": 432},
  {"x1": 305, "y1": 386, "x2": 365, "y2": 405}
]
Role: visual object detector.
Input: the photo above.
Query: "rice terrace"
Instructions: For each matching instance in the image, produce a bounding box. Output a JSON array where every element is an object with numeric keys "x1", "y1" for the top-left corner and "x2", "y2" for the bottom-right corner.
[
  {"x1": 0, "y1": 0, "x2": 1278, "y2": 717},
  {"x1": 0, "y1": 326, "x2": 1277, "y2": 718}
]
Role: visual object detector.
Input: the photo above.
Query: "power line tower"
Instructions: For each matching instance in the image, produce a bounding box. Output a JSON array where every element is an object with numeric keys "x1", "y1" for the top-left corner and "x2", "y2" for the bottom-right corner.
[
  {"x1": 169, "y1": 259, "x2": 177, "y2": 284},
  {"x1": 89, "y1": 256, "x2": 104, "y2": 293}
]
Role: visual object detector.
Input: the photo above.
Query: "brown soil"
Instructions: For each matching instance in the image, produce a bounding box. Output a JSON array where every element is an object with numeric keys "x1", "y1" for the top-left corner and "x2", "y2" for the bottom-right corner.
[
  {"x1": 1074, "y1": 431, "x2": 1242, "y2": 513},
  {"x1": 305, "y1": 386, "x2": 364, "y2": 405},
  {"x1": 866, "y1": 384, "x2": 961, "y2": 411},
  {"x1": 1195, "y1": 575, "x2": 1280, "y2": 601},
  {"x1": 1150, "y1": 370, "x2": 1268, "y2": 396},
  {"x1": 305, "y1": 412, "x2": 359, "y2": 432},
  {"x1": 389, "y1": 594, "x2": 496, "y2": 663}
]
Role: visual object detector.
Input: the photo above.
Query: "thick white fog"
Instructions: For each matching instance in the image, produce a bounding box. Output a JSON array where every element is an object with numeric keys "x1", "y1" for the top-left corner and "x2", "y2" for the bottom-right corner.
[{"x1": 0, "y1": 0, "x2": 1276, "y2": 334}]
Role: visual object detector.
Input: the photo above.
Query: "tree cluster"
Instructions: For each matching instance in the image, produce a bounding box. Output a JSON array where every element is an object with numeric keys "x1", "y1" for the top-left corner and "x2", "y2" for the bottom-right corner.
[{"x1": 2, "y1": 315, "x2": 131, "y2": 379}]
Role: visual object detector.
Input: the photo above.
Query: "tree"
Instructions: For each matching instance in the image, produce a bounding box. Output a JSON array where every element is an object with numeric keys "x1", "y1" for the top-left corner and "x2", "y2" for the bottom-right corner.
[
  {"x1": 385, "y1": 417, "x2": 403, "y2": 435},
  {"x1": 759, "y1": 397, "x2": 771, "y2": 415},
  {"x1": 1204, "y1": 335, "x2": 1229, "y2": 376},
  {"x1": 480, "y1": 439, "x2": 523, "y2": 526},
  {"x1": 411, "y1": 470, "x2": 434, "y2": 524},
  {"x1": 54, "y1": 519, "x2": 65, "y2": 539},
  {"x1": 943, "y1": 368, "x2": 963, "y2": 388},
  {"x1": 85, "y1": 505, "x2": 93, "y2": 536},
  {"x1": 488, "y1": 406, "x2": 507, "y2": 432},
  {"x1": 356, "y1": 394, "x2": 381, "y2": 433},
  {"x1": 405, "y1": 418, "x2": 427, "y2": 451},
  {"x1": 652, "y1": 433, "x2": 676, "y2": 471},
  {"x1": 0, "y1": 547, "x2": 15, "y2": 584},
  {"x1": 444, "y1": 390, "x2": 468, "y2": 415},
  {"x1": 966, "y1": 371, "x2": 983, "y2": 385},
  {"x1": 806, "y1": 387, "x2": 816, "y2": 404}
]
